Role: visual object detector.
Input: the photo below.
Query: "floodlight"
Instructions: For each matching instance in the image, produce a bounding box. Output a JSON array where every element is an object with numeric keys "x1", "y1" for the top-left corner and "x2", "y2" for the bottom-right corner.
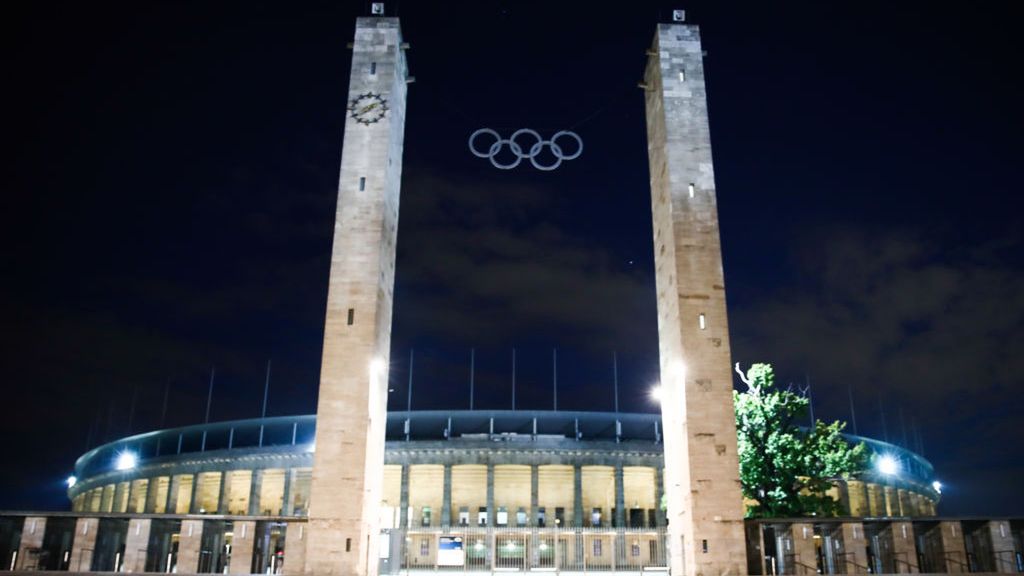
[
  {"x1": 66, "y1": 476, "x2": 77, "y2": 488},
  {"x1": 932, "y1": 481, "x2": 942, "y2": 494},
  {"x1": 650, "y1": 385, "x2": 663, "y2": 404},
  {"x1": 115, "y1": 451, "x2": 138, "y2": 471},
  {"x1": 876, "y1": 455, "x2": 899, "y2": 476}
]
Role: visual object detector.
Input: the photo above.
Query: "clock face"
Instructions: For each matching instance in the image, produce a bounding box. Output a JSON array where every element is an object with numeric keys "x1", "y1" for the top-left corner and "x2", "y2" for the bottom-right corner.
[{"x1": 348, "y1": 92, "x2": 388, "y2": 125}]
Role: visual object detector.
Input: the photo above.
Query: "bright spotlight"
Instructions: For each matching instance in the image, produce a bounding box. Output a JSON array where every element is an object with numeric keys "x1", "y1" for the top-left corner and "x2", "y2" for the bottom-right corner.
[
  {"x1": 66, "y1": 476, "x2": 77, "y2": 488},
  {"x1": 932, "y1": 480, "x2": 942, "y2": 494},
  {"x1": 115, "y1": 451, "x2": 138, "y2": 471},
  {"x1": 650, "y1": 385, "x2": 663, "y2": 403},
  {"x1": 876, "y1": 455, "x2": 899, "y2": 476}
]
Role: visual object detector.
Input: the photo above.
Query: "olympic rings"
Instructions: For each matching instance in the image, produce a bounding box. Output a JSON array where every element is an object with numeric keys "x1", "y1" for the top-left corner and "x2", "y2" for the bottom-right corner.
[{"x1": 469, "y1": 128, "x2": 583, "y2": 171}]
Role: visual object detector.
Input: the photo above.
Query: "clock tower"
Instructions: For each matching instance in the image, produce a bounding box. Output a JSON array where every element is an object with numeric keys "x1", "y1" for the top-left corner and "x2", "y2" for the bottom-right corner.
[{"x1": 303, "y1": 15, "x2": 408, "y2": 576}]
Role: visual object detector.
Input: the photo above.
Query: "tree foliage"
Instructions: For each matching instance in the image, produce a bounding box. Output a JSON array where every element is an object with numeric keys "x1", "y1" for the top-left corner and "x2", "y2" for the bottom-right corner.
[{"x1": 734, "y1": 363, "x2": 868, "y2": 518}]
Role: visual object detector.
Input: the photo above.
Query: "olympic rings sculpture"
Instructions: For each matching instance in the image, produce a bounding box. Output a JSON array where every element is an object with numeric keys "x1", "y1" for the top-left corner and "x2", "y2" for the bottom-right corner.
[{"x1": 469, "y1": 128, "x2": 583, "y2": 171}]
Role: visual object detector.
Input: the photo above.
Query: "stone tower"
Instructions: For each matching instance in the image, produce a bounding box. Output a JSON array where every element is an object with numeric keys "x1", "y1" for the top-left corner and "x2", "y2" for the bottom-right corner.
[
  {"x1": 643, "y1": 20, "x2": 747, "y2": 576},
  {"x1": 304, "y1": 16, "x2": 408, "y2": 576}
]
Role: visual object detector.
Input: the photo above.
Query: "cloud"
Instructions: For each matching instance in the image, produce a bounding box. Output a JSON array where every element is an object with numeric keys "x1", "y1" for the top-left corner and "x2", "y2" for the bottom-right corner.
[{"x1": 393, "y1": 170, "x2": 656, "y2": 353}]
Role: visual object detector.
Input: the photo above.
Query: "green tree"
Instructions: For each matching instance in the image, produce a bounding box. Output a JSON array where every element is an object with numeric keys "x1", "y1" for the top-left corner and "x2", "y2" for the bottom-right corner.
[{"x1": 733, "y1": 363, "x2": 868, "y2": 518}]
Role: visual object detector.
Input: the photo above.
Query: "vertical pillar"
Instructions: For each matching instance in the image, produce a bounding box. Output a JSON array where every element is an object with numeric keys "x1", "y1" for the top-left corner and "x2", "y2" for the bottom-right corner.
[
  {"x1": 218, "y1": 471, "x2": 231, "y2": 514},
  {"x1": 166, "y1": 474, "x2": 182, "y2": 514},
  {"x1": 789, "y1": 523, "x2": 817, "y2": 573},
  {"x1": 189, "y1": 473, "x2": 201, "y2": 514},
  {"x1": 883, "y1": 486, "x2": 898, "y2": 516},
  {"x1": 177, "y1": 519, "x2": 205, "y2": 574},
  {"x1": 847, "y1": 480, "x2": 869, "y2": 516},
  {"x1": 530, "y1": 465, "x2": 539, "y2": 527},
  {"x1": 15, "y1": 517, "x2": 46, "y2": 570},
  {"x1": 285, "y1": 521, "x2": 307, "y2": 576},
  {"x1": 614, "y1": 464, "x2": 625, "y2": 528},
  {"x1": 249, "y1": 469, "x2": 265, "y2": 516},
  {"x1": 229, "y1": 521, "x2": 257, "y2": 575},
  {"x1": 282, "y1": 469, "x2": 296, "y2": 516},
  {"x1": 573, "y1": 465, "x2": 583, "y2": 528},
  {"x1": 897, "y1": 489, "x2": 911, "y2": 517},
  {"x1": 68, "y1": 517, "x2": 99, "y2": 572},
  {"x1": 123, "y1": 518, "x2": 152, "y2": 574},
  {"x1": 145, "y1": 476, "x2": 162, "y2": 513},
  {"x1": 987, "y1": 520, "x2": 1016, "y2": 574},
  {"x1": 889, "y1": 521, "x2": 918, "y2": 573},
  {"x1": 643, "y1": 18, "x2": 746, "y2": 576},
  {"x1": 398, "y1": 465, "x2": 410, "y2": 529},
  {"x1": 938, "y1": 521, "x2": 967, "y2": 573},
  {"x1": 486, "y1": 464, "x2": 495, "y2": 527},
  {"x1": 113, "y1": 482, "x2": 128, "y2": 513},
  {"x1": 840, "y1": 522, "x2": 869, "y2": 573},
  {"x1": 655, "y1": 467, "x2": 666, "y2": 527},
  {"x1": 305, "y1": 15, "x2": 409, "y2": 576},
  {"x1": 441, "y1": 464, "x2": 452, "y2": 527}
]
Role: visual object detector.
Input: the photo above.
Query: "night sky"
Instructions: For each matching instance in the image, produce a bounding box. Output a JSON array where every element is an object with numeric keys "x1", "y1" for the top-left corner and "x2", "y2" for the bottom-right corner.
[{"x1": 3, "y1": 1, "x2": 1022, "y2": 516}]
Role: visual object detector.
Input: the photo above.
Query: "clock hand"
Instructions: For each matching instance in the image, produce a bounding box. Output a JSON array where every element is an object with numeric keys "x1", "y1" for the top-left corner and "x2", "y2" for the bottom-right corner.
[{"x1": 359, "y1": 102, "x2": 379, "y2": 114}]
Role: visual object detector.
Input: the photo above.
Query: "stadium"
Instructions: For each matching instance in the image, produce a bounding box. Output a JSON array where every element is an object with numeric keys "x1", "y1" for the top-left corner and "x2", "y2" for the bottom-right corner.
[{"x1": 5, "y1": 409, "x2": 949, "y2": 574}]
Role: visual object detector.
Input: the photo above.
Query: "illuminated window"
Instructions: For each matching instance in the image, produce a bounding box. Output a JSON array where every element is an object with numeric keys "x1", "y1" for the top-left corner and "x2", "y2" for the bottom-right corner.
[
  {"x1": 699, "y1": 314, "x2": 706, "y2": 330},
  {"x1": 678, "y1": 70, "x2": 685, "y2": 82},
  {"x1": 688, "y1": 183, "x2": 695, "y2": 198}
]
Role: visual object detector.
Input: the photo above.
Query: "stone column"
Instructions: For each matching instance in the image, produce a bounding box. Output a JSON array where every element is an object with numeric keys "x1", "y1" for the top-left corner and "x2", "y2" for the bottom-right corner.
[
  {"x1": 284, "y1": 521, "x2": 307, "y2": 576},
  {"x1": 282, "y1": 469, "x2": 296, "y2": 516},
  {"x1": 486, "y1": 463, "x2": 495, "y2": 527},
  {"x1": 68, "y1": 517, "x2": 99, "y2": 572},
  {"x1": 15, "y1": 517, "x2": 46, "y2": 570},
  {"x1": 573, "y1": 465, "x2": 583, "y2": 528},
  {"x1": 166, "y1": 474, "x2": 182, "y2": 514},
  {"x1": 229, "y1": 520, "x2": 257, "y2": 575},
  {"x1": 218, "y1": 471, "x2": 232, "y2": 514},
  {"x1": 123, "y1": 518, "x2": 152, "y2": 574},
  {"x1": 643, "y1": 19, "x2": 746, "y2": 576},
  {"x1": 938, "y1": 521, "x2": 967, "y2": 573},
  {"x1": 847, "y1": 480, "x2": 869, "y2": 516},
  {"x1": 113, "y1": 482, "x2": 128, "y2": 513},
  {"x1": 897, "y1": 489, "x2": 911, "y2": 517},
  {"x1": 614, "y1": 464, "x2": 625, "y2": 528},
  {"x1": 249, "y1": 469, "x2": 265, "y2": 516},
  {"x1": 789, "y1": 523, "x2": 817, "y2": 573},
  {"x1": 177, "y1": 519, "x2": 205, "y2": 574},
  {"x1": 144, "y1": 476, "x2": 162, "y2": 513},
  {"x1": 530, "y1": 465, "x2": 539, "y2": 527},
  {"x1": 890, "y1": 521, "x2": 918, "y2": 573},
  {"x1": 189, "y1": 474, "x2": 201, "y2": 514},
  {"x1": 303, "y1": 15, "x2": 409, "y2": 576},
  {"x1": 840, "y1": 522, "x2": 869, "y2": 573},
  {"x1": 987, "y1": 520, "x2": 1017, "y2": 573},
  {"x1": 441, "y1": 464, "x2": 452, "y2": 527},
  {"x1": 883, "y1": 486, "x2": 899, "y2": 516},
  {"x1": 398, "y1": 464, "x2": 410, "y2": 529}
]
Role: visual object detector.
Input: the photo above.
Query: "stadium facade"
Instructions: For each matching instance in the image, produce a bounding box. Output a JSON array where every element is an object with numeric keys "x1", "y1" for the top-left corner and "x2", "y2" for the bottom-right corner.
[{"x1": 9, "y1": 410, "x2": 1020, "y2": 575}]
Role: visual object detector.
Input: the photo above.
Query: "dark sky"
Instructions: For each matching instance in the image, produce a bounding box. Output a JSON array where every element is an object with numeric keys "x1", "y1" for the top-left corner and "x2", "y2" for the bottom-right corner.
[{"x1": 2, "y1": 1, "x2": 1022, "y2": 516}]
